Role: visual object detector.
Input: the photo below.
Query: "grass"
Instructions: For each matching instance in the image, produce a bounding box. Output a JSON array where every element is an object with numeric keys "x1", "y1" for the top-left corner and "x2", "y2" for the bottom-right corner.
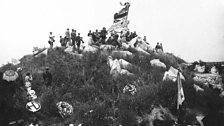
[{"x1": 0, "y1": 47, "x2": 223, "y2": 126}]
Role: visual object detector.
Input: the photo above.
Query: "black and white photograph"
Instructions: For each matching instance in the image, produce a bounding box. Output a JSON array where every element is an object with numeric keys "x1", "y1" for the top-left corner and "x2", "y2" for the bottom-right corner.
[{"x1": 0, "y1": 0, "x2": 224, "y2": 126}]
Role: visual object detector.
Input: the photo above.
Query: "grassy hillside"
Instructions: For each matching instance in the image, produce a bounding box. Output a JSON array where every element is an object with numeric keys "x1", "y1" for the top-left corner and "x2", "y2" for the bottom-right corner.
[{"x1": 0, "y1": 47, "x2": 223, "y2": 126}]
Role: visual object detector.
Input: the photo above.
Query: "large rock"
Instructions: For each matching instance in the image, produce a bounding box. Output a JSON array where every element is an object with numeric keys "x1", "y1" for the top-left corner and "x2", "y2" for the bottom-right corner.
[
  {"x1": 111, "y1": 50, "x2": 134, "y2": 59},
  {"x1": 128, "y1": 36, "x2": 153, "y2": 53},
  {"x1": 64, "y1": 46, "x2": 73, "y2": 53},
  {"x1": 33, "y1": 47, "x2": 47, "y2": 57},
  {"x1": 143, "y1": 105, "x2": 177, "y2": 126},
  {"x1": 83, "y1": 45, "x2": 99, "y2": 53},
  {"x1": 194, "y1": 65, "x2": 205, "y2": 73},
  {"x1": 210, "y1": 66, "x2": 219, "y2": 74},
  {"x1": 107, "y1": 56, "x2": 134, "y2": 78},
  {"x1": 100, "y1": 44, "x2": 115, "y2": 51},
  {"x1": 193, "y1": 73, "x2": 223, "y2": 89},
  {"x1": 163, "y1": 66, "x2": 185, "y2": 82},
  {"x1": 150, "y1": 59, "x2": 166, "y2": 68}
]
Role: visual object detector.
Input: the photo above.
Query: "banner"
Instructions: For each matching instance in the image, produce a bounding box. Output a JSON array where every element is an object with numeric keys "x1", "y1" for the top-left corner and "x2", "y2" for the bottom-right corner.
[
  {"x1": 113, "y1": 2, "x2": 130, "y2": 23},
  {"x1": 177, "y1": 71, "x2": 185, "y2": 110},
  {"x1": 108, "y1": 2, "x2": 130, "y2": 33}
]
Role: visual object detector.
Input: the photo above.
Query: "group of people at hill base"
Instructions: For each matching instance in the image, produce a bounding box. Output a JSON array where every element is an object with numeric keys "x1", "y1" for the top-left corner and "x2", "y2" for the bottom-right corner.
[{"x1": 0, "y1": 66, "x2": 53, "y2": 125}]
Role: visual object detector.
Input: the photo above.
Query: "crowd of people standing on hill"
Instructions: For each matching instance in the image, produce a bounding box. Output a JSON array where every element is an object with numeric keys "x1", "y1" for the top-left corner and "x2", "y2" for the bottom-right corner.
[
  {"x1": 49, "y1": 29, "x2": 84, "y2": 51},
  {"x1": 48, "y1": 27, "x2": 165, "y2": 53}
]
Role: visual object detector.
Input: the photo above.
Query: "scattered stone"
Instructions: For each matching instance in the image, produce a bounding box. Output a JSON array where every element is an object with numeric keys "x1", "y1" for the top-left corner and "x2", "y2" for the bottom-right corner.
[
  {"x1": 193, "y1": 73, "x2": 223, "y2": 90},
  {"x1": 194, "y1": 65, "x2": 205, "y2": 73},
  {"x1": 111, "y1": 50, "x2": 134, "y2": 59},
  {"x1": 193, "y1": 84, "x2": 204, "y2": 92},
  {"x1": 163, "y1": 66, "x2": 185, "y2": 82},
  {"x1": 150, "y1": 59, "x2": 166, "y2": 68}
]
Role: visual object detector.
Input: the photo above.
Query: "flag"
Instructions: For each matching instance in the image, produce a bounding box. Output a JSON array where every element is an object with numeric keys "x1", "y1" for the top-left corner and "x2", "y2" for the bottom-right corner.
[
  {"x1": 113, "y1": 2, "x2": 130, "y2": 23},
  {"x1": 177, "y1": 71, "x2": 185, "y2": 109},
  {"x1": 108, "y1": 2, "x2": 130, "y2": 32}
]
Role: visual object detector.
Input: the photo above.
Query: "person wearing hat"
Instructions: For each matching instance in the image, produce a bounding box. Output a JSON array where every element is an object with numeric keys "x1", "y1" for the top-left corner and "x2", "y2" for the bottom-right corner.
[
  {"x1": 48, "y1": 32, "x2": 55, "y2": 48},
  {"x1": 65, "y1": 28, "x2": 71, "y2": 44},
  {"x1": 16, "y1": 67, "x2": 23, "y2": 88},
  {"x1": 71, "y1": 29, "x2": 77, "y2": 51},
  {"x1": 76, "y1": 33, "x2": 84, "y2": 52},
  {"x1": 43, "y1": 67, "x2": 52, "y2": 87}
]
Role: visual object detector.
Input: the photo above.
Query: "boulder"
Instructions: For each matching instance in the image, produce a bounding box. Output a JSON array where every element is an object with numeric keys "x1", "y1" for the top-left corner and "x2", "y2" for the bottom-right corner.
[
  {"x1": 121, "y1": 42, "x2": 130, "y2": 50},
  {"x1": 210, "y1": 66, "x2": 219, "y2": 74},
  {"x1": 143, "y1": 105, "x2": 177, "y2": 126},
  {"x1": 100, "y1": 44, "x2": 115, "y2": 51},
  {"x1": 193, "y1": 84, "x2": 204, "y2": 92},
  {"x1": 127, "y1": 36, "x2": 153, "y2": 53},
  {"x1": 111, "y1": 50, "x2": 134, "y2": 59},
  {"x1": 194, "y1": 65, "x2": 205, "y2": 73},
  {"x1": 107, "y1": 56, "x2": 134, "y2": 78},
  {"x1": 163, "y1": 66, "x2": 185, "y2": 82},
  {"x1": 134, "y1": 47, "x2": 151, "y2": 56},
  {"x1": 33, "y1": 47, "x2": 47, "y2": 57},
  {"x1": 64, "y1": 46, "x2": 73, "y2": 53},
  {"x1": 150, "y1": 59, "x2": 166, "y2": 68},
  {"x1": 193, "y1": 73, "x2": 223, "y2": 90},
  {"x1": 83, "y1": 45, "x2": 99, "y2": 53}
]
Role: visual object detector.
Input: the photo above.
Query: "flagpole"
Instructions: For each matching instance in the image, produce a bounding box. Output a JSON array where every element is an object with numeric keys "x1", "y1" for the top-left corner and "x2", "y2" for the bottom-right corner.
[{"x1": 177, "y1": 69, "x2": 185, "y2": 125}]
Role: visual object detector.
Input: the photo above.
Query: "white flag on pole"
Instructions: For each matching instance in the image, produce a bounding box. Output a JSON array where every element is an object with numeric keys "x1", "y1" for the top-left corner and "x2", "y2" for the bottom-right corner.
[{"x1": 177, "y1": 71, "x2": 185, "y2": 109}]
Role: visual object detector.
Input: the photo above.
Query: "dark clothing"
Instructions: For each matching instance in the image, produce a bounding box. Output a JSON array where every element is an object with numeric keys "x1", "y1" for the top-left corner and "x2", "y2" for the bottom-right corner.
[
  {"x1": 87, "y1": 32, "x2": 92, "y2": 37},
  {"x1": 60, "y1": 38, "x2": 66, "y2": 47},
  {"x1": 100, "y1": 29, "x2": 107, "y2": 44},
  {"x1": 129, "y1": 32, "x2": 137, "y2": 40},
  {"x1": 71, "y1": 32, "x2": 76, "y2": 46},
  {"x1": 106, "y1": 38, "x2": 113, "y2": 45},
  {"x1": 100, "y1": 29, "x2": 107, "y2": 39},
  {"x1": 155, "y1": 44, "x2": 161, "y2": 52},
  {"x1": 76, "y1": 36, "x2": 84, "y2": 49},
  {"x1": 43, "y1": 71, "x2": 52, "y2": 86}
]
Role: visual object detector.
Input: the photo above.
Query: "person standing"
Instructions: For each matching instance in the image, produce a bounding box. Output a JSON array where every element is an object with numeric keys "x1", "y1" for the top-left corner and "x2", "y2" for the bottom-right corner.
[
  {"x1": 76, "y1": 33, "x2": 84, "y2": 51},
  {"x1": 100, "y1": 27, "x2": 107, "y2": 44},
  {"x1": 65, "y1": 28, "x2": 71, "y2": 45},
  {"x1": 71, "y1": 29, "x2": 77, "y2": 51},
  {"x1": 16, "y1": 67, "x2": 23, "y2": 89},
  {"x1": 87, "y1": 30, "x2": 92, "y2": 36},
  {"x1": 143, "y1": 36, "x2": 147, "y2": 42},
  {"x1": 160, "y1": 43, "x2": 163, "y2": 52},
  {"x1": 48, "y1": 32, "x2": 55, "y2": 48},
  {"x1": 60, "y1": 36, "x2": 66, "y2": 47},
  {"x1": 155, "y1": 42, "x2": 160, "y2": 53},
  {"x1": 43, "y1": 67, "x2": 52, "y2": 87}
]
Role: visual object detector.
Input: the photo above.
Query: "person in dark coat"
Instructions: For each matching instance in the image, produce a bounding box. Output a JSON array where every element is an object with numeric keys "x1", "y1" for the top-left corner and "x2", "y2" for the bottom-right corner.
[
  {"x1": 155, "y1": 42, "x2": 160, "y2": 52},
  {"x1": 16, "y1": 67, "x2": 23, "y2": 88},
  {"x1": 60, "y1": 36, "x2": 66, "y2": 47},
  {"x1": 87, "y1": 30, "x2": 92, "y2": 37},
  {"x1": 71, "y1": 29, "x2": 77, "y2": 51},
  {"x1": 43, "y1": 67, "x2": 52, "y2": 87},
  {"x1": 100, "y1": 27, "x2": 107, "y2": 44},
  {"x1": 76, "y1": 33, "x2": 84, "y2": 51}
]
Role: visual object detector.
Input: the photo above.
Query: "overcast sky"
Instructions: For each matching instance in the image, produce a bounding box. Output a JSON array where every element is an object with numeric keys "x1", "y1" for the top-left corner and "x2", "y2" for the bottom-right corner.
[{"x1": 0, "y1": 0, "x2": 224, "y2": 66}]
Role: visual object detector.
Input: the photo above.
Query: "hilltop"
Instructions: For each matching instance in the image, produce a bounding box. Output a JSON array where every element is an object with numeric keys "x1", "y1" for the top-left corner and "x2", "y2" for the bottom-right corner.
[{"x1": 0, "y1": 45, "x2": 223, "y2": 126}]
